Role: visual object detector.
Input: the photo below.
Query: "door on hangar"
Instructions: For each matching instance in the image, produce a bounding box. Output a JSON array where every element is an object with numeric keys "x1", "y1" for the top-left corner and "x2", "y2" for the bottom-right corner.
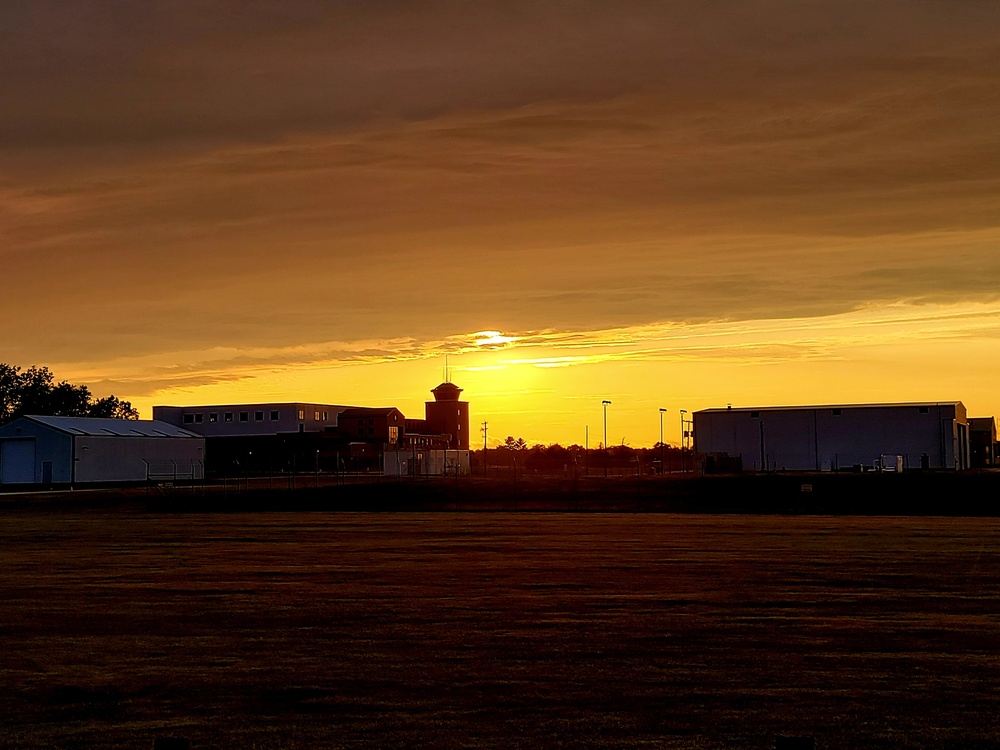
[{"x1": 1, "y1": 439, "x2": 37, "y2": 484}]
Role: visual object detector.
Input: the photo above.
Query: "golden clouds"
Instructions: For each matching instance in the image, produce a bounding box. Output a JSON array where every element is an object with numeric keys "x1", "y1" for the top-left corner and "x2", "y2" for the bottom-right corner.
[
  {"x1": 66, "y1": 298, "x2": 1000, "y2": 445},
  {"x1": 2, "y1": 2, "x2": 1000, "y2": 442}
]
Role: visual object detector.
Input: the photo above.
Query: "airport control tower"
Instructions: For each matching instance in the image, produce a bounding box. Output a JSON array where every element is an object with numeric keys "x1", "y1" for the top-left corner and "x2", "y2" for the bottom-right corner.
[{"x1": 424, "y1": 381, "x2": 470, "y2": 450}]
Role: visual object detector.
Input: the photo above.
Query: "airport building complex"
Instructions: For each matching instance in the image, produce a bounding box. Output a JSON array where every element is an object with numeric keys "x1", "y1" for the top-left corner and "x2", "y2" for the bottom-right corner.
[
  {"x1": 152, "y1": 381, "x2": 471, "y2": 476},
  {"x1": 6, "y1": 378, "x2": 999, "y2": 485}
]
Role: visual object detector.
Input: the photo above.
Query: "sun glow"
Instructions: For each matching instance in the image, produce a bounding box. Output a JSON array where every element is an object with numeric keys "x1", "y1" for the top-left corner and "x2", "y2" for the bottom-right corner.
[
  {"x1": 56, "y1": 299, "x2": 1000, "y2": 449},
  {"x1": 472, "y1": 331, "x2": 519, "y2": 348}
]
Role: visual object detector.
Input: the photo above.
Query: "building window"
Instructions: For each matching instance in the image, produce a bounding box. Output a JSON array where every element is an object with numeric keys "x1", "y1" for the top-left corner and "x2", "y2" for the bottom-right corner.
[
  {"x1": 750, "y1": 411, "x2": 759, "y2": 419},
  {"x1": 457, "y1": 409, "x2": 461, "y2": 416},
  {"x1": 225, "y1": 412, "x2": 233, "y2": 423},
  {"x1": 209, "y1": 413, "x2": 218, "y2": 423},
  {"x1": 314, "y1": 411, "x2": 320, "y2": 421},
  {"x1": 368, "y1": 418, "x2": 374, "y2": 425},
  {"x1": 255, "y1": 411, "x2": 264, "y2": 421},
  {"x1": 240, "y1": 412, "x2": 249, "y2": 422},
  {"x1": 194, "y1": 414, "x2": 204, "y2": 424},
  {"x1": 832, "y1": 409, "x2": 841, "y2": 416},
  {"x1": 298, "y1": 410, "x2": 305, "y2": 420},
  {"x1": 183, "y1": 414, "x2": 194, "y2": 424},
  {"x1": 270, "y1": 410, "x2": 279, "y2": 421},
  {"x1": 919, "y1": 406, "x2": 930, "y2": 414},
  {"x1": 323, "y1": 411, "x2": 328, "y2": 421},
  {"x1": 457, "y1": 424, "x2": 461, "y2": 431}
]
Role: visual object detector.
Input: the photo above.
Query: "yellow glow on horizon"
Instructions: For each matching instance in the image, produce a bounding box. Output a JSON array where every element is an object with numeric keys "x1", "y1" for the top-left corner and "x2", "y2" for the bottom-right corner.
[{"x1": 54, "y1": 298, "x2": 1000, "y2": 448}]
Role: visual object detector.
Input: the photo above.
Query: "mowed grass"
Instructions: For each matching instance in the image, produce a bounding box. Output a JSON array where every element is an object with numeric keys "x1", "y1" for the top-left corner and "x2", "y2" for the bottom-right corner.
[{"x1": 1, "y1": 511, "x2": 998, "y2": 749}]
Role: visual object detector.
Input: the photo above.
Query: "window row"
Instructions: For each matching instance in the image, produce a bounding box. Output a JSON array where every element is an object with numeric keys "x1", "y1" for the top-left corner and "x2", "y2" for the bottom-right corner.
[
  {"x1": 182, "y1": 409, "x2": 333, "y2": 425},
  {"x1": 183, "y1": 410, "x2": 281, "y2": 425},
  {"x1": 299, "y1": 410, "x2": 330, "y2": 421}
]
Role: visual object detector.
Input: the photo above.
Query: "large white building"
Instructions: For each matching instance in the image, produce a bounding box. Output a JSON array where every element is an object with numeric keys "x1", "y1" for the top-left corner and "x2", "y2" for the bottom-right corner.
[
  {"x1": 694, "y1": 402, "x2": 970, "y2": 471},
  {"x1": 0, "y1": 416, "x2": 205, "y2": 485}
]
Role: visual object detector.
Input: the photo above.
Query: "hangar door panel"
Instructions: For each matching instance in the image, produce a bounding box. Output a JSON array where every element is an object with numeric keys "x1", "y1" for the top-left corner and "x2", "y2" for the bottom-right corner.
[{"x1": 1, "y1": 440, "x2": 36, "y2": 484}]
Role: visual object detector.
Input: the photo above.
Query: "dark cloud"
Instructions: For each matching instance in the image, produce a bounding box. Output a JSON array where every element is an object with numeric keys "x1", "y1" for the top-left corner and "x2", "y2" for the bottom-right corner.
[
  {"x1": 2, "y1": 1, "x2": 999, "y2": 382},
  {"x1": 1, "y1": 1, "x2": 997, "y2": 153}
]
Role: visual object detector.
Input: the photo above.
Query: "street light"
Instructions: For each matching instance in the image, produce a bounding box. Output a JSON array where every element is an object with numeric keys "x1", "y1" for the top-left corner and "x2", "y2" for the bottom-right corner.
[
  {"x1": 602, "y1": 400, "x2": 612, "y2": 477},
  {"x1": 659, "y1": 408, "x2": 667, "y2": 475},
  {"x1": 679, "y1": 410, "x2": 688, "y2": 474}
]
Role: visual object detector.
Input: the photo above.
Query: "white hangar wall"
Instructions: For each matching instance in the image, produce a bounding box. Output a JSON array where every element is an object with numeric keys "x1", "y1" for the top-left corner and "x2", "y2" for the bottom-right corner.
[{"x1": 693, "y1": 402, "x2": 969, "y2": 471}]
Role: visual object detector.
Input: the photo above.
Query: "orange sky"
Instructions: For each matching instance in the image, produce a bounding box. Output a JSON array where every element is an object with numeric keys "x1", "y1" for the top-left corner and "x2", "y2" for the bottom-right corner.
[{"x1": 3, "y1": 2, "x2": 1000, "y2": 446}]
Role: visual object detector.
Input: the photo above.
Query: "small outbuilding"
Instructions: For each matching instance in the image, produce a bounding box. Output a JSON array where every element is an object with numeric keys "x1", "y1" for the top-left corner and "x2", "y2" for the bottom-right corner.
[{"x1": 0, "y1": 416, "x2": 205, "y2": 486}]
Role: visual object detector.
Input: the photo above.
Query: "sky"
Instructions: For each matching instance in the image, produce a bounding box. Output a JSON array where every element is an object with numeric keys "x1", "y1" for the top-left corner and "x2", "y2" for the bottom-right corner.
[{"x1": 2, "y1": 1, "x2": 1000, "y2": 447}]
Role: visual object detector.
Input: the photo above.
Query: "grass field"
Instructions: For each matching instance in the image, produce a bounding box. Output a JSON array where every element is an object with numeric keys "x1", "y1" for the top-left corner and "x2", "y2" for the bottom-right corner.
[{"x1": 1, "y1": 510, "x2": 998, "y2": 749}]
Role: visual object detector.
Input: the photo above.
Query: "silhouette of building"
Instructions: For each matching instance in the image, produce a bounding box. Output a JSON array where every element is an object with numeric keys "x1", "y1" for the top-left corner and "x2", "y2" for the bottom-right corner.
[
  {"x1": 152, "y1": 402, "x2": 348, "y2": 436},
  {"x1": 0, "y1": 416, "x2": 204, "y2": 485},
  {"x1": 405, "y1": 381, "x2": 470, "y2": 450},
  {"x1": 969, "y1": 417, "x2": 997, "y2": 468},
  {"x1": 335, "y1": 407, "x2": 406, "y2": 446},
  {"x1": 694, "y1": 402, "x2": 970, "y2": 471},
  {"x1": 152, "y1": 382, "x2": 470, "y2": 476}
]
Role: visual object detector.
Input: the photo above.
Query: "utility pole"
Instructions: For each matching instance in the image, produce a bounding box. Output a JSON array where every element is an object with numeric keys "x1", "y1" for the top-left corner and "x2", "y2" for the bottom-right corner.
[
  {"x1": 659, "y1": 408, "x2": 666, "y2": 475},
  {"x1": 481, "y1": 420, "x2": 488, "y2": 477},
  {"x1": 602, "y1": 400, "x2": 612, "y2": 477},
  {"x1": 679, "y1": 410, "x2": 687, "y2": 474},
  {"x1": 759, "y1": 419, "x2": 766, "y2": 473}
]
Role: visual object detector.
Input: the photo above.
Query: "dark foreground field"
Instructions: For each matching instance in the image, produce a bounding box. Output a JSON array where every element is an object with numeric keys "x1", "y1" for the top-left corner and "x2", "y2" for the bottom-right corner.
[{"x1": 1, "y1": 511, "x2": 998, "y2": 749}]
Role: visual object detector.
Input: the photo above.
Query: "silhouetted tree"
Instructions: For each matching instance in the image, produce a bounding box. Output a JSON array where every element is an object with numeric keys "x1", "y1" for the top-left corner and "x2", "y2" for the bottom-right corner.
[
  {"x1": 0, "y1": 364, "x2": 138, "y2": 424},
  {"x1": 502, "y1": 436, "x2": 528, "y2": 450},
  {"x1": 89, "y1": 395, "x2": 141, "y2": 420}
]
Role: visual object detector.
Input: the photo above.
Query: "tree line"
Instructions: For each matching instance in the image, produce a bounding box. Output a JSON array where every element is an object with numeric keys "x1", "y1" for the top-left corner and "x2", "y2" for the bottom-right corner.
[
  {"x1": 0, "y1": 364, "x2": 138, "y2": 425},
  {"x1": 477, "y1": 436, "x2": 691, "y2": 475}
]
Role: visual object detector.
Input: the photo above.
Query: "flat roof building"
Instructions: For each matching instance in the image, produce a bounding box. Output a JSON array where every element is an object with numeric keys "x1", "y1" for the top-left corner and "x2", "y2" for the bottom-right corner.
[
  {"x1": 335, "y1": 407, "x2": 405, "y2": 446},
  {"x1": 694, "y1": 402, "x2": 970, "y2": 472},
  {"x1": 152, "y1": 402, "x2": 350, "y2": 436}
]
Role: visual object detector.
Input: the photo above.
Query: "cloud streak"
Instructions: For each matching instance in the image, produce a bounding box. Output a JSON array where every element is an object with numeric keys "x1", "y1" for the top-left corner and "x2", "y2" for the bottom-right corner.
[{"x1": 57, "y1": 300, "x2": 1000, "y2": 399}]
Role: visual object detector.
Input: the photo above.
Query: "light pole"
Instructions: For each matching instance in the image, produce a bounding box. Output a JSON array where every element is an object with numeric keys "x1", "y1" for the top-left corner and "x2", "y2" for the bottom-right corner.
[
  {"x1": 659, "y1": 408, "x2": 666, "y2": 475},
  {"x1": 679, "y1": 410, "x2": 687, "y2": 474},
  {"x1": 602, "y1": 400, "x2": 612, "y2": 477},
  {"x1": 481, "y1": 420, "x2": 488, "y2": 477}
]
